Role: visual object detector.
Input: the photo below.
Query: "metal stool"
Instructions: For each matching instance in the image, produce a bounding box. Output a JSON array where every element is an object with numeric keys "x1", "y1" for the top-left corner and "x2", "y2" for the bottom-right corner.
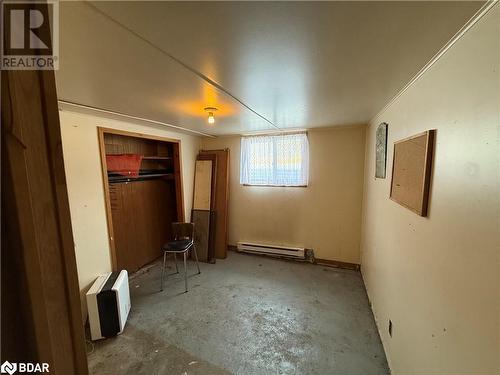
[{"x1": 160, "y1": 222, "x2": 200, "y2": 292}]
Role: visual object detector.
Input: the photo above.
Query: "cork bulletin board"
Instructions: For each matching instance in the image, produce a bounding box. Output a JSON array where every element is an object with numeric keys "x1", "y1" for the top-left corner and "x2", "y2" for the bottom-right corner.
[{"x1": 390, "y1": 130, "x2": 435, "y2": 216}]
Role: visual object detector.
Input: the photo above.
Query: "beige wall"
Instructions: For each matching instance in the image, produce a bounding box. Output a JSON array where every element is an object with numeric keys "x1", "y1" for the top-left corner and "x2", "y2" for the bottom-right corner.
[
  {"x1": 361, "y1": 5, "x2": 499, "y2": 375},
  {"x1": 59, "y1": 110, "x2": 201, "y2": 319},
  {"x1": 202, "y1": 126, "x2": 366, "y2": 264}
]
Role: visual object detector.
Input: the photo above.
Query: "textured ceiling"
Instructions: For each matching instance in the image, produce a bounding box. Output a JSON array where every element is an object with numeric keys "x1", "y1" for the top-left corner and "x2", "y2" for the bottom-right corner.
[{"x1": 55, "y1": 1, "x2": 483, "y2": 136}]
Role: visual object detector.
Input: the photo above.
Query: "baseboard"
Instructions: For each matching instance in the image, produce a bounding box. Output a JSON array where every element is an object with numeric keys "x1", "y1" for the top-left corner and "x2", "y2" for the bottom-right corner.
[
  {"x1": 229, "y1": 244, "x2": 313, "y2": 263},
  {"x1": 314, "y1": 258, "x2": 360, "y2": 271},
  {"x1": 360, "y1": 269, "x2": 392, "y2": 374},
  {"x1": 228, "y1": 244, "x2": 360, "y2": 271}
]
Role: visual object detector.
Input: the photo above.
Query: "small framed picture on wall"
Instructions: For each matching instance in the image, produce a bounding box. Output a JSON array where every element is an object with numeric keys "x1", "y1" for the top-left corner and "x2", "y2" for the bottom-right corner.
[{"x1": 375, "y1": 122, "x2": 388, "y2": 178}]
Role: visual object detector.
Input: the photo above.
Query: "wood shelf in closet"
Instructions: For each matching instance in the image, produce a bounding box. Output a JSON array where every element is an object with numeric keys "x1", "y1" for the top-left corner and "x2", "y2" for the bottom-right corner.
[
  {"x1": 108, "y1": 172, "x2": 175, "y2": 184},
  {"x1": 142, "y1": 156, "x2": 172, "y2": 160}
]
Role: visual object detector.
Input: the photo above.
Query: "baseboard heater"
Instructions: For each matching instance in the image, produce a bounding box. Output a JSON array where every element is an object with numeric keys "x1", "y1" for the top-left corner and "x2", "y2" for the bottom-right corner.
[{"x1": 237, "y1": 241, "x2": 305, "y2": 259}]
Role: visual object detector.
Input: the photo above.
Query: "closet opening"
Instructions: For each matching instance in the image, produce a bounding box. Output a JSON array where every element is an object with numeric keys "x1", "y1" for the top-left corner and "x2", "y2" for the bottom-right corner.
[{"x1": 97, "y1": 127, "x2": 184, "y2": 273}]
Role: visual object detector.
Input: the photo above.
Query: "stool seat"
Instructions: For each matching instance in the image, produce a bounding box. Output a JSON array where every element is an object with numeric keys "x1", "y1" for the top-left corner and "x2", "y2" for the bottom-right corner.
[
  {"x1": 161, "y1": 222, "x2": 200, "y2": 293},
  {"x1": 163, "y1": 239, "x2": 193, "y2": 252}
]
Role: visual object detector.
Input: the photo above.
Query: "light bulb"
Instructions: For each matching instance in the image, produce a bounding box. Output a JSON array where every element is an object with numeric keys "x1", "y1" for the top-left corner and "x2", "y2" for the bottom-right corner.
[
  {"x1": 208, "y1": 112, "x2": 215, "y2": 124},
  {"x1": 204, "y1": 107, "x2": 217, "y2": 124}
]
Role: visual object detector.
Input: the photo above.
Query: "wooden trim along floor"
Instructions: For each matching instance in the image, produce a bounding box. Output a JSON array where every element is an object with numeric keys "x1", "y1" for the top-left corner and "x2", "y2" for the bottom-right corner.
[{"x1": 313, "y1": 258, "x2": 360, "y2": 271}]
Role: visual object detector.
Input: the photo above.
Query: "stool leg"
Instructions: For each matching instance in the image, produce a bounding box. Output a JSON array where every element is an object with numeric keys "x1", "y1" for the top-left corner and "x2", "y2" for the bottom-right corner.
[
  {"x1": 161, "y1": 251, "x2": 167, "y2": 291},
  {"x1": 173, "y1": 253, "x2": 179, "y2": 273},
  {"x1": 183, "y1": 251, "x2": 188, "y2": 293},
  {"x1": 192, "y1": 244, "x2": 201, "y2": 274}
]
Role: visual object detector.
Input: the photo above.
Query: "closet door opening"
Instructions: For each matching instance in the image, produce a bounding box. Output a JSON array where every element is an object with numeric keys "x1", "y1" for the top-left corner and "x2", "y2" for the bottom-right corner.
[{"x1": 98, "y1": 128, "x2": 184, "y2": 273}]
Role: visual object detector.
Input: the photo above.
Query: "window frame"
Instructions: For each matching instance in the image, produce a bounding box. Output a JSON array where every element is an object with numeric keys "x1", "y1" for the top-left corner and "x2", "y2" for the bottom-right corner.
[{"x1": 239, "y1": 132, "x2": 309, "y2": 188}]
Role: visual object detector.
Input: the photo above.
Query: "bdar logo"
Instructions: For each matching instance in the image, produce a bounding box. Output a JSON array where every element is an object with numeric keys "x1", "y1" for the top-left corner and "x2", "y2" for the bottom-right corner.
[{"x1": 0, "y1": 361, "x2": 17, "y2": 375}]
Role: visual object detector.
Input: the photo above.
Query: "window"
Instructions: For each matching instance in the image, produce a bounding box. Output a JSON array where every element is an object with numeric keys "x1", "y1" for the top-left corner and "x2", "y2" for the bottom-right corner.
[{"x1": 240, "y1": 133, "x2": 309, "y2": 186}]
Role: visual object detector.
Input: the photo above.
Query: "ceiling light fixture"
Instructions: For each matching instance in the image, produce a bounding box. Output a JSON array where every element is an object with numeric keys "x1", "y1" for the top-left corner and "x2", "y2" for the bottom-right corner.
[{"x1": 204, "y1": 107, "x2": 218, "y2": 124}]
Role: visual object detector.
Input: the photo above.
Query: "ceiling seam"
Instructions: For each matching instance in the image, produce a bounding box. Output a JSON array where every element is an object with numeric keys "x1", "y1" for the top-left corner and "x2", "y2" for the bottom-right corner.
[
  {"x1": 58, "y1": 100, "x2": 216, "y2": 138},
  {"x1": 84, "y1": 1, "x2": 280, "y2": 131},
  {"x1": 368, "y1": 0, "x2": 498, "y2": 126}
]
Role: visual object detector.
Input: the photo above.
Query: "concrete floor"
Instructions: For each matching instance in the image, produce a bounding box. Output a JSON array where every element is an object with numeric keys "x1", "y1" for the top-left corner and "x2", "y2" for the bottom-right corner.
[{"x1": 88, "y1": 252, "x2": 388, "y2": 375}]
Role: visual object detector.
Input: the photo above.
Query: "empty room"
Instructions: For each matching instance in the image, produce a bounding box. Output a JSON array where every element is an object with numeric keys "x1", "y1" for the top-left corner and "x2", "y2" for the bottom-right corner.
[{"x1": 1, "y1": 1, "x2": 499, "y2": 375}]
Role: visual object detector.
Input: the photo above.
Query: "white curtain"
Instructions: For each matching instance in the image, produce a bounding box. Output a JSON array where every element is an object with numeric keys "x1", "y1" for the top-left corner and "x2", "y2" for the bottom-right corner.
[{"x1": 240, "y1": 133, "x2": 309, "y2": 186}]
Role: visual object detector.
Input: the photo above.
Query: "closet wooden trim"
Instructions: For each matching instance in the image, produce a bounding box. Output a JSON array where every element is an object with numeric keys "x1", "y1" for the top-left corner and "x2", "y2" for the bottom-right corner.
[
  {"x1": 173, "y1": 142, "x2": 185, "y2": 222},
  {"x1": 97, "y1": 127, "x2": 185, "y2": 271},
  {"x1": 97, "y1": 127, "x2": 181, "y2": 144}
]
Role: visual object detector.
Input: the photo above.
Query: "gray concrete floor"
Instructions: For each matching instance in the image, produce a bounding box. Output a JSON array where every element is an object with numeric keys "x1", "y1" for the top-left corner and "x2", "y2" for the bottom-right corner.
[{"x1": 88, "y1": 252, "x2": 388, "y2": 375}]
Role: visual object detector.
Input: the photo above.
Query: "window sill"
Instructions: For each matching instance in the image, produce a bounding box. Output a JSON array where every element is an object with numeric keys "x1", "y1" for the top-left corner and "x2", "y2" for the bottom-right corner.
[{"x1": 242, "y1": 184, "x2": 308, "y2": 188}]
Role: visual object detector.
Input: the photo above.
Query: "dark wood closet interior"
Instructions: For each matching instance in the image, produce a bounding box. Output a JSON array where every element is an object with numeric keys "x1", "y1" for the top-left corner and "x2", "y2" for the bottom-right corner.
[{"x1": 99, "y1": 129, "x2": 184, "y2": 273}]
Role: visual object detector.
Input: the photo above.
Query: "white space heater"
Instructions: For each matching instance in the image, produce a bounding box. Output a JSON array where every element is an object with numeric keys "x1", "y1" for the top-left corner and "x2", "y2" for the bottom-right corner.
[
  {"x1": 237, "y1": 241, "x2": 305, "y2": 259},
  {"x1": 86, "y1": 270, "x2": 130, "y2": 341}
]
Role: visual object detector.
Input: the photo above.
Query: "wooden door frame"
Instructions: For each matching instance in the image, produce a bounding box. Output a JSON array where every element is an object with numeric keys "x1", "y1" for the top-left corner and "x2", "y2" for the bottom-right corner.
[
  {"x1": 2, "y1": 69, "x2": 88, "y2": 373},
  {"x1": 97, "y1": 127, "x2": 185, "y2": 271}
]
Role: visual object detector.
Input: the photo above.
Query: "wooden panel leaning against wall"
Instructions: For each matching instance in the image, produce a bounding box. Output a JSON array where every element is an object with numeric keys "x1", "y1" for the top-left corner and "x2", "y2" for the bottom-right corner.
[
  {"x1": 196, "y1": 153, "x2": 218, "y2": 263},
  {"x1": 199, "y1": 149, "x2": 230, "y2": 259},
  {"x1": 1, "y1": 69, "x2": 88, "y2": 372},
  {"x1": 192, "y1": 159, "x2": 215, "y2": 263}
]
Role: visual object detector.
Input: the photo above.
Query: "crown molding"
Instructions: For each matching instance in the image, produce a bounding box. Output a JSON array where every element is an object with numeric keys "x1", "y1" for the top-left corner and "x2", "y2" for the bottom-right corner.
[
  {"x1": 369, "y1": 0, "x2": 498, "y2": 126},
  {"x1": 58, "y1": 100, "x2": 215, "y2": 138}
]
